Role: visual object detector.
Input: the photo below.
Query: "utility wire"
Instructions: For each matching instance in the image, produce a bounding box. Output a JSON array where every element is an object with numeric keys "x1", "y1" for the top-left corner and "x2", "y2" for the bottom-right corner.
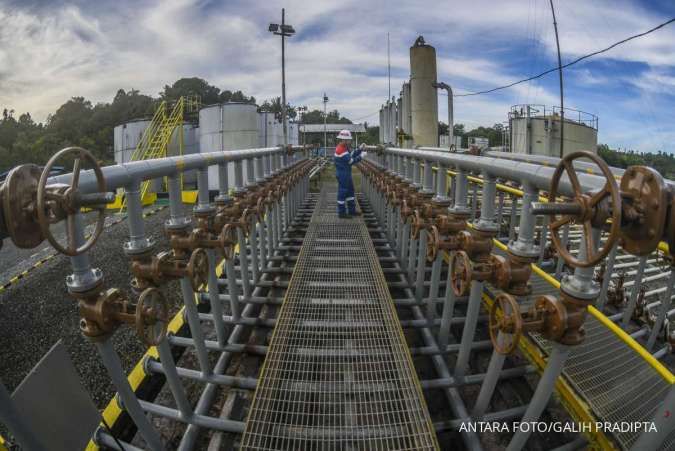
[
  {"x1": 454, "y1": 17, "x2": 675, "y2": 97},
  {"x1": 549, "y1": 0, "x2": 565, "y2": 158}
]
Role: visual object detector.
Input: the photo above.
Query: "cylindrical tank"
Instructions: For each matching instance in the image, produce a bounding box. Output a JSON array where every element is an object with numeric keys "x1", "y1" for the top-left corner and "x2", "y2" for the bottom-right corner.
[
  {"x1": 379, "y1": 107, "x2": 385, "y2": 143},
  {"x1": 402, "y1": 82, "x2": 412, "y2": 136},
  {"x1": 509, "y1": 105, "x2": 598, "y2": 157},
  {"x1": 410, "y1": 36, "x2": 438, "y2": 147},
  {"x1": 113, "y1": 119, "x2": 151, "y2": 165},
  {"x1": 200, "y1": 102, "x2": 259, "y2": 190}
]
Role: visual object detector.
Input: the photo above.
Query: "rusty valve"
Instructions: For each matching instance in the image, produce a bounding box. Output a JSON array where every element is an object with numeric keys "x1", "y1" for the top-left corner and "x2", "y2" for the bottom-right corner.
[
  {"x1": 77, "y1": 287, "x2": 169, "y2": 347},
  {"x1": 450, "y1": 250, "x2": 492, "y2": 296},
  {"x1": 531, "y1": 151, "x2": 621, "y2": 268},
  {"x1": 132, "y1": 248, "x2": 210, "y2": 292},
  {"x1": 425, "y1": 225, "x2": 461, "y2": 262},
  {"x1": 0, "y1": 147, "x2": 114, "y2": 255},
  {"x1": 489, "y1": 293, "x2": 568, "y2": 355}
]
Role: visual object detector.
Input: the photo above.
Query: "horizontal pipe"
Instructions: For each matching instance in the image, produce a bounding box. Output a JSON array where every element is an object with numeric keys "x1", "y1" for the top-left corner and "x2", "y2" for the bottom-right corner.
[
  {"x1": 48, "y1": 145, "x2": 308, "y2": 193},
  {"x1": 369, "y1": 147, "x2": 607, "y2": 198},
  {"x1": 138, "y1": 399, "x2": 245, "y2": 433},
  {"x1": 146, "y1": 359, "x2": 258, "y2": 389}
]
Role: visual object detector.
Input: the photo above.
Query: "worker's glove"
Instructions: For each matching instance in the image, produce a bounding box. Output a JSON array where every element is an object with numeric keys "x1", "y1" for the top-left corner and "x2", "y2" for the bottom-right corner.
[
  {"x1": 359, "y1": 143, "x2": 366, "y2": 151},
  {"x1": 361, "y1": 151, "x2": 368, "y2": 157}
]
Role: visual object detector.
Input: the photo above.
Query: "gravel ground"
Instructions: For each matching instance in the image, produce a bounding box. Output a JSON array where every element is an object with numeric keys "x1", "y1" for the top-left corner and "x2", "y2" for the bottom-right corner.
[{"x1": 0, "y1": 205, "x2": 185, "y2": 413}]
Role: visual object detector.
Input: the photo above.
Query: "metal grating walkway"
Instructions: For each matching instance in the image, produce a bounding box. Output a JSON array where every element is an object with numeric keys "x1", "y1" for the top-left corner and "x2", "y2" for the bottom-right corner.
[{"x1": 241, "y1": 188, "x2": 438, "y2": 450}]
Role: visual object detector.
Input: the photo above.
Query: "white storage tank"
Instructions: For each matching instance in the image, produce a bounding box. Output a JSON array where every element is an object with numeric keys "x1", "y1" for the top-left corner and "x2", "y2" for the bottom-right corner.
[
  {"x1": 509, "y1": 105, "x2": 598, "y2": 157},
  {"x1": 200, "y1": 102, "x2": 259, "y2": 190},
  {"x1": 410, "y1": 36, "x2": 438, "y2": 147},
  {"x1": 113, "y1": 119, "x2": 151, "y2": 165}
]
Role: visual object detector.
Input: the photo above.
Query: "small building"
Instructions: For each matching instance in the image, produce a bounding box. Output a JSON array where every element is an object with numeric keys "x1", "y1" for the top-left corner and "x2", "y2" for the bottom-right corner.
[{"x1": 298, "y1": 123, "x2": 367, "y2": 149}]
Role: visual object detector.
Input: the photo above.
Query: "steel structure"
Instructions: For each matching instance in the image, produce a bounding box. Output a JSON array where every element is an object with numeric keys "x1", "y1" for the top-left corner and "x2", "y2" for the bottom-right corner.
[{"x1": 0, "y1": 140, "x2": 674, "y2": 451}]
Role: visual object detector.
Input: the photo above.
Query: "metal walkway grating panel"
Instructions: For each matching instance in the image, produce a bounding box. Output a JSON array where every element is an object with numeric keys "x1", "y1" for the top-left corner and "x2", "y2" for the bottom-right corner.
[{"x1": 241, "y1": 188, "x2": 438, "y2": 450}]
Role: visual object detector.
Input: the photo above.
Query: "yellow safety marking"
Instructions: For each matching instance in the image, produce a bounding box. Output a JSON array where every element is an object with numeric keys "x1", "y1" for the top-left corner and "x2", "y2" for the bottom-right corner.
[
  {"x1": 181, "y1": 190, "x2": 199, "y2": 204},
  {"x1": 87, "y1": 256, "x2": 226, "y2": 450},
  {"x1": 105, "y1": 194, "x2": 123, "y2": 210}
]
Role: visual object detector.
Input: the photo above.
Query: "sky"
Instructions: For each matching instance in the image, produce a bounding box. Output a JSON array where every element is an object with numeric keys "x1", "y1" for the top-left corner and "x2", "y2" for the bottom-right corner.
[{"x1": 0, "y1": 0, "x2": 674, "y2": 153}]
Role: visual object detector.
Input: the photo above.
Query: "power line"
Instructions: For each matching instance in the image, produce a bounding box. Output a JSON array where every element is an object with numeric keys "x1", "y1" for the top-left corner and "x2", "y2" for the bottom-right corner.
[{"x1": 454, "y1": 16, "x2": 675, "y2": 97}]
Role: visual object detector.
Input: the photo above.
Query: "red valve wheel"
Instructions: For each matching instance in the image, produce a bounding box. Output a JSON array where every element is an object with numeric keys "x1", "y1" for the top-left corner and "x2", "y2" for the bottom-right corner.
[
  {"x1": 548, "y1": 151, "x2": 621, "y2": 268},
  {"x1": 37, "y1": 147, "x2": 109, "y2": 256},
  {"x1": 135, "y1": 287, "x2": 169, "y2": 347},
  {"x1": 450, "y1": 250, "x2": 473, "y2": 297},
  {"x1": 489, "y1": 293, "x2": 523, "y2": 355}
]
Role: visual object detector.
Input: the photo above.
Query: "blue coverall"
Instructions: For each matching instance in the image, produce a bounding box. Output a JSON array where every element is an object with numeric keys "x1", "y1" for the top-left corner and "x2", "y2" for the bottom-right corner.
[{"x1": 334, "y1": 143, "x2": 362, "y2": 215}]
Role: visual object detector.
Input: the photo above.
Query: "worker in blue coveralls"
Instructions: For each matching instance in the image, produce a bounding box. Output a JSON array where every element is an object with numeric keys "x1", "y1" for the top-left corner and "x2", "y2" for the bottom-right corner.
[{"x1": 334, "y1": 129, "x2": 366, "y2": 218}]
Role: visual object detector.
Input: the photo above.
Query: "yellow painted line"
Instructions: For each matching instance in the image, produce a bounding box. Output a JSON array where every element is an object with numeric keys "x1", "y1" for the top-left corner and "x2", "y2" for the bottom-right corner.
[{"x1": 589, "y1": 306, "x2": 674, "y2": 384}]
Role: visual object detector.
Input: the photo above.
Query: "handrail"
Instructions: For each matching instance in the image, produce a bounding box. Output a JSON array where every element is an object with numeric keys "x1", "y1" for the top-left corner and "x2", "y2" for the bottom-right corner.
[{"x1": 48, "y1": 145, "x2": 308, "y2": 194}]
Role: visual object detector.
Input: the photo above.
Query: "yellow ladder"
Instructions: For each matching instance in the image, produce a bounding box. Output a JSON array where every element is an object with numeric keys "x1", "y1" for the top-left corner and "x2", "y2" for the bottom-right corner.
[{"x1": 120, "y1": 96, "x2": 201, "y2": 211}]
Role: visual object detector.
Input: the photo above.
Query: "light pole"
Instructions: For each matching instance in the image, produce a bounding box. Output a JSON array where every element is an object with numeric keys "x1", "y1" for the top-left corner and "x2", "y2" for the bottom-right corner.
[
  {"x1": 323, "y1": 93, "x2": 329, "y2": 153},
  {"x1": 433, "y1": 81, "x2": 453, "y2": 151},
  {"x1": 269, "y1": 9, "x2": 295, "y2": 146},
  {"x1": 297, "y1": 105, "x2": 307, "y2": 145}
]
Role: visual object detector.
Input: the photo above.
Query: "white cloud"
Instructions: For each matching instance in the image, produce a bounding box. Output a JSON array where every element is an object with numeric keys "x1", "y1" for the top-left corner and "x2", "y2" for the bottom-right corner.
[{"x1": 0, "y1": 0, "x2": 673, "y2": 152}]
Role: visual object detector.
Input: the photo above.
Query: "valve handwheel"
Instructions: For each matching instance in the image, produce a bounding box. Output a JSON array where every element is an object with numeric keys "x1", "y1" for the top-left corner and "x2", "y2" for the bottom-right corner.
[
  {"x1": 547, "y1": 151, "x2": 621, "y2": 268},
  {"x1": 186, "y1": 248, "x2": 210, "y2": 292},
  {"x1": 135, "y1": 287, "x2": 170, "y2": 346},
  {"x1": 219, "y1": 224, "x2": 237, "y2": 260},
  {"x1": 411, "y1": 210, "x2": 427, "y2": 240},
  {"x1": 450, "y1": 250, "x2": 473, "y2": 297},
  {"x1": 37, "y1": 147, "x2": 110, "y2": 256},
  {"x1": 426, "y1": 225, "x2": 440, "y2": 262},
  {"x1": 489, "y1": 293, "x2": 523, "y2": 355}
]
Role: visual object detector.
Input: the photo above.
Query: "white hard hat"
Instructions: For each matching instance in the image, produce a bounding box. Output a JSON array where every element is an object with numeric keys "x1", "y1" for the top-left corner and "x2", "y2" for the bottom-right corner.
[{"x1": 336, "y1": 129, "x2": 352, "y2": 140}]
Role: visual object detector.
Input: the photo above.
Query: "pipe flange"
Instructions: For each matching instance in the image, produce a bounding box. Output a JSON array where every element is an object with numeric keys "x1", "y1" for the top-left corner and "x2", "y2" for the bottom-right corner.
[
  {"x1": 123, "y1": 237, "x2": 155, "y2": 257},
  {"x1": 164, "y1": 216, "x2": 192, "y2": 231},
  {"x1": 66, "y1": 267, "x2": 104, "y2": 294},
  {"x1": 193, "y1": 204, "x2": 216, "y2": 216},
  {"x1": 507, "y1": 240, "x2": 540, "y2": 259},
  {"x1": 448, "y1": 205, "x2": 471, "y2": 216},
  {"x1": 214, "y1": 194, "x2": 231, "y2": 205},
  {"x1": 472, "y1": 218, "x2": 500, "y2": 234},
  {"x1": 560, "y1": 274, "x2": 600, "y2": 301}
]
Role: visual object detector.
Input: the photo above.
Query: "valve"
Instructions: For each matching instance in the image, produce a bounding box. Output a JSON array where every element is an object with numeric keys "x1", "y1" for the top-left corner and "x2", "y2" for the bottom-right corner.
[
  {"x1": 531, "y1": 151, "x2": 621, "y2": 268},
  {"x1": 606, "y1": 271, "x2": 626, "y2": 307},
  {"x1": 170, "y1": 224, "x2": 237, "y2": 260},
  {"x1": 488, "y1": 293, "x2": 523, "y2": 355},
  {"x1": 533, "y1": 152, "x2": 671, "y2": 266},
  {"x1": 489, "y1": 293, "x2": 568, "y2": 355},
  {"x1": 75, "y1": 286, "x2": 169, "y2": 346},
  {"x1": 132, "y1": 248, "x2": 210, "y2": 292},
  {"x1": 0, "y1": 147, "x2": 114, "y2": 255}
]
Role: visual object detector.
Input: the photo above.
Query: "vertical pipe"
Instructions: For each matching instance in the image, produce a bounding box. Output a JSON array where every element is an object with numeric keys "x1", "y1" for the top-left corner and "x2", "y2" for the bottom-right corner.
[
  {"x1": 217, "y1": 163, "x2": 229, "y2": 201},
  {"x1": 555, "y1": 224, "x2": 570, "y2": 279},
  {"x1": 596, "y1": 244, "x2": 618, "y2": 310},
  {"x1": 507, "y1": 344, "x2": 570, "y2": 451},
  {"x1": 438, "y1": 268, "x2": 458, "y2": 351},
  {"x1": 97, "y1": 341, "x2": 165, "y2": 451},
  {"x1": 647, "y1": 269, "x2": 675, "y2": 349},
  {"x1": 622, "y1": 255, "x2": 648, "y2": 326},
  {"x1": 454, "y1": 280, "x2": 484, "y2": 380},
  {"x1": 179, "y1": 277, "x2": 211, "y2": 376},
  {"x1": 156, "y1": 340, "x2": 193, "y2": 417},
  {"x1": 473, "y1": 332, "x2": 507, "y2": 417},
  {"x1": 508, "y1": 194, "x2": 518, "y2": 242}
]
